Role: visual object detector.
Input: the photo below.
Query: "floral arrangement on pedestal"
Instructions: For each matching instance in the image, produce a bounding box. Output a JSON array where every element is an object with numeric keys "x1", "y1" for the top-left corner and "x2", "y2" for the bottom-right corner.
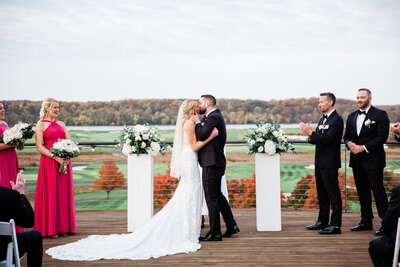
[
  {"x1": 245, "y1": 122, "x2": 295, "y2": 155},
  {"x1": 116, "y1": 125, "x2": 169, "y2": 156}
]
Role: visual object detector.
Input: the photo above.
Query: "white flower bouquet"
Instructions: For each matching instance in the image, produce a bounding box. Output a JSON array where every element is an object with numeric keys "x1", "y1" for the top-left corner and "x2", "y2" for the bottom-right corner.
[
  {"x1": 50, "y1": 139, "x2": 80, "y2": 173},
  {"x1": 116, "y1": 125, "x2": 169, "y2": 156},
  {"x1": 245, "y1": 122, "x2": 295, "y2": 155},
  {"x1": 0, "y1": 122, "x2": 35, "y2": 150}
]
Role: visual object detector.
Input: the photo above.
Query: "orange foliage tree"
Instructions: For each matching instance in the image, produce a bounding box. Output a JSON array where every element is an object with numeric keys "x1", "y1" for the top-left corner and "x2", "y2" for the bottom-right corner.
[
  {"x1": 285, "y1": 171, "x2": 349, "y2": 210},
  {"x1": 226, "y1": 173, "x2": 256, "y2": 208},
  {"x1": 153, "y1": 169, "x2": 179, "y2": 209},
  {"x1": 93, "y1": 159, "x2": 126, "y2": 199},
  {"x1": 346, "y1": 169, "x2": 400, "y2": 202}
]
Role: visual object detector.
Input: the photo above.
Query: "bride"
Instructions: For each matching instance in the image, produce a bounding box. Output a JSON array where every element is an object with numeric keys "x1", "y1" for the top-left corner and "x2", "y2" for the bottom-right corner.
[{"x1": 46, "y1": 99, "x2": 218, "y2": 261}]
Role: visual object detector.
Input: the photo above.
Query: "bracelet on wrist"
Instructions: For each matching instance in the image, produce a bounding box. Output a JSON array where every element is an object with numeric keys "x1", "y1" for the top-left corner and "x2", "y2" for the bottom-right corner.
[{"x1": 50, "y1": 153, "x2": 55, "y2": 158}]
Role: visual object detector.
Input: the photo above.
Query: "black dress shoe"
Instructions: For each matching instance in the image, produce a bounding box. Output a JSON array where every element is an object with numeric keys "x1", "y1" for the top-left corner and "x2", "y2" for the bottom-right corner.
[
  {"x1": 318, "y1": 226, "x2": 341, "y2": 235},
  {"x1": 374, "y1": 227, "x2": 384, "y2": 236},
  {"x1": 222, "y1": 225, "x2": 240, "y2": 237},
  {"x1": 199, "y1": 233, "x2": 222, "y2": 241},
  {"x1": 350, "y1": 222, "x2": 373, "y2": 231},
  {"x1": 306, "y1": 222, "x2": 328, "y2": 230}
]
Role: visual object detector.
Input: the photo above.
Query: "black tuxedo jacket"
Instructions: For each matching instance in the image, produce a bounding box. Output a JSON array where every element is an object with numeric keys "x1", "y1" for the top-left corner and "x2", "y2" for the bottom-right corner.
[
  {"x1": 381, "y1": 185, "x2": 400, "y2": 245},
  {"x1": 309, "y1": 110, "x2": 343, "y2": 169},
  {"x1": 195, "y1": 109, "x2": 227, "y2": 168},
  {"x1": 0, "y1": 186, "x2": 35, "y2": 259},
  {"x1": 343, "y1": 106, "x2": 389, "y2": 169}
]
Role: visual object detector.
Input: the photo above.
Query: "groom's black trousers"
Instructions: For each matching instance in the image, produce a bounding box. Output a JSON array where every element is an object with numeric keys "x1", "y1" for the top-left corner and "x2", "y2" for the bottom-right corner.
[{"x1": 202, "y1": 165, "x2": 236, "y2": 236}]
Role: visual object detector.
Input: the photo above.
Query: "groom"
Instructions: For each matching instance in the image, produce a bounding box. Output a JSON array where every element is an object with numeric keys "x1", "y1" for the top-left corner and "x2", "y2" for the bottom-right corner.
[{"x1": 192, "y1": 95, "x2": 239, "y2": 241}]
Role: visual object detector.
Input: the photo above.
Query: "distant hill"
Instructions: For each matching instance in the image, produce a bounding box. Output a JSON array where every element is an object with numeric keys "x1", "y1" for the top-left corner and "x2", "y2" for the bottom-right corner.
[{"x1": 1, "y1": 98, "x2": 399, "y2": 126}]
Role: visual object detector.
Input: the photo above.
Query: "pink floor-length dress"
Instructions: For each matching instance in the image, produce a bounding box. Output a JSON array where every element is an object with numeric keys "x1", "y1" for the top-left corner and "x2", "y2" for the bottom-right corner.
[
  {"x1": 34, "y1": 120, "x2": 76, "y2": 236},
  {"x1": 0, "y1": 123, "x2": 19, "y2": 187},
  {"x1": 0, "y1": 122, "x2": 23, "y2": 233}
]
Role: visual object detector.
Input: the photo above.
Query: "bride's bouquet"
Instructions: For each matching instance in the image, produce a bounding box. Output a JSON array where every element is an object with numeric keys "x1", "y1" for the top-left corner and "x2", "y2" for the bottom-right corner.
[
  {"x1": 245, "y1": 121, "x2": 295, "y2": 155},
  {"x1": 116, "y1": 125, "x2": 168, "y2": 156},
  {"x1": 0, "y1": 122, "x2": 35, "y2": 150},
  {"x1": 50, "y1": 139, "x2": 80, "y2": 173}
]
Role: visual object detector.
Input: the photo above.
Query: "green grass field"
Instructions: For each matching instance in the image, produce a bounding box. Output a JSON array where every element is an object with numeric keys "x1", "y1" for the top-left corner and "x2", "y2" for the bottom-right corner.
[
  {"x1": 19, "y1": 128, "x2": 400, "y2": 211},
  {"x1": 23, "y1": 160, "x2": 400, "y2": 211}
]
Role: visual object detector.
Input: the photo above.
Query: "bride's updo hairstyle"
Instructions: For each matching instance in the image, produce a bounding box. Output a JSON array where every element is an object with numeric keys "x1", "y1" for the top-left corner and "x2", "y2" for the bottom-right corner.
[
  {"x1": 39, "y1": 97, "x2": 58, "y2": 121},
  {"x1": 181, "y1": 99, "x2": 196, "y2": 125}
]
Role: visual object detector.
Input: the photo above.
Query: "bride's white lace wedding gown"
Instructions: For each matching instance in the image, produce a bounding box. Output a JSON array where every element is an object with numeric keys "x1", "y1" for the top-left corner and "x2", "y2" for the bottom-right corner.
[{"x1": 46, "y1": 131, "x2": 202, "y2": 261}]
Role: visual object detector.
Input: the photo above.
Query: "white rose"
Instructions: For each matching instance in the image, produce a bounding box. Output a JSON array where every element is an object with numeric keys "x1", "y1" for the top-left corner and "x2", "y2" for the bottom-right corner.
[
  {"x1": 272, "y1": 131, "x2": 279, "y2": 137},
  {"x1": 142, "y1": 134, "x2": 149, "y2": 140},
  {"x1": 141, "y1": 142, "x2": 146, "y2": 148},
  {"x1": 257, "y1": 146, "x2": 264, "y2": 153},
  {"x1": 150, "y1": 142, "x2": 160, "y2": 155},
  {"x1": 250, "y1": 140, "x2": 256, "y2": 145},
  {"x1": 122, "y1": 143, "x2": 133, "y2": 155},
  {"x1": 256, "y1": 137, "x2": 264, "y2": 142},
  {"x1": 264, "y1": 140, "x2": 276, "y2": 155}
]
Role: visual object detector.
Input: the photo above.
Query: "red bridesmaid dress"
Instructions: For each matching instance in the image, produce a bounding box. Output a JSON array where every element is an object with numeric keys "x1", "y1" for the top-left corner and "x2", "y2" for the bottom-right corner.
[
  {"x1": 33, "y1": 120, "x2": 76, "y2": 236},
  {"x1": 0, "y1": 123, "x2": 19, "y2": 187}
]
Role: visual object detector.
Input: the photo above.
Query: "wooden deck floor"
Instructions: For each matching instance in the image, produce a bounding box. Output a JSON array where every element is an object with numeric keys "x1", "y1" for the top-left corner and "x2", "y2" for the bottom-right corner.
[{"x1": 34, "y1": 208, "x2": 379, "y2": 266}]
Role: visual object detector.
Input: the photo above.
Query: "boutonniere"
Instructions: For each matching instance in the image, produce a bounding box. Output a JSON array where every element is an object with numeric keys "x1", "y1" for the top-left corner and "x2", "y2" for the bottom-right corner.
[
  {"x1": 364, "y1": 119, "x2": 376, "y2": 128},
  {"x1": 318, "y1": 124, "x2": 329, "y2": 130}
]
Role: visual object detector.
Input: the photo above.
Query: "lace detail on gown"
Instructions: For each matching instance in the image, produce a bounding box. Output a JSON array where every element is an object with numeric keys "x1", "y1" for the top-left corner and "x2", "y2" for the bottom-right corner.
[{"x1": 46, "y1": 131, "x2": 202, "y2": 260}]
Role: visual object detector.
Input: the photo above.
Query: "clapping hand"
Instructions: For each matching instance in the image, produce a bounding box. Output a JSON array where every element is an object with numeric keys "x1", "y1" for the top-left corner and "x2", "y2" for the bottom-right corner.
[
  {"x1": 390, "y1": 123, "x2": 400, "y2": 135},
  {"x1": 10, "y1": 172, "x2": 26, "y2": 195},
  {"x1": 299, "y1": 122, "x2": 313, "y2": 136}
]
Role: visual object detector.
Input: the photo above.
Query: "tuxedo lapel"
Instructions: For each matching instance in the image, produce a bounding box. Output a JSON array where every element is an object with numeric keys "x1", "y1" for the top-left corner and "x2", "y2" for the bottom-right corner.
[
  {"x1": 316, "y1": 117, "x2": 324, "y2": 133},
  {"x1": 359, "y1": 106, "x2": 374, "y2": 137},
  {"x1": 352, "y1": 111, "x2": 358, "y2": 136}
]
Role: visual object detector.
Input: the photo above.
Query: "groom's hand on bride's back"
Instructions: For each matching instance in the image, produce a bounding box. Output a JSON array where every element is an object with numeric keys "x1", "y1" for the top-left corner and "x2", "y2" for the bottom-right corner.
[{"x1": 190, "y1": 114, "x2": 200, "y2": 124}]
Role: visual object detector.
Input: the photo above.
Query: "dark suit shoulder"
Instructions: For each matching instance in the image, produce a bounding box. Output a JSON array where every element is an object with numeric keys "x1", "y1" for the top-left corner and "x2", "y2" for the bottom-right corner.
[{"x1": 0, "y1": 186, "x2": 19, "y2": 201}]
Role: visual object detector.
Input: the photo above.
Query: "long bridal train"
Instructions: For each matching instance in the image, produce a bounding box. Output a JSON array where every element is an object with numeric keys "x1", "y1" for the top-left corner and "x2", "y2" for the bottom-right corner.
[{"x1": 46, "y1": 132, "x2": 202, "y2": 261}]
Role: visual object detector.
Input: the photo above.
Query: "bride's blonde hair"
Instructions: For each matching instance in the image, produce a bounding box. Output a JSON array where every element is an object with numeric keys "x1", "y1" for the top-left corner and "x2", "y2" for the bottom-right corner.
[
  {"x1": 39, "y1": 98, "x2": 58, "y2": 121},
  {"x1": 181, "y1": 99, "x2": 196, "y2": 126}
]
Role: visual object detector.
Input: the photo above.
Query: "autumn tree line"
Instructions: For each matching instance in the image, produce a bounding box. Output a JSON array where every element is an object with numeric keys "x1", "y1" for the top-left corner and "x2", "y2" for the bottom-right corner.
[{"x1": 2, "y1": 98, "x2": 399, "y2": 126}]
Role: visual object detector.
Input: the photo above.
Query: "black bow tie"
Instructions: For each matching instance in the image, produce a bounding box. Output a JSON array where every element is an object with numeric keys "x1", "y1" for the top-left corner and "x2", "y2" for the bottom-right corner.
[
  {"x1": 358, "y1": 110, "x2": 367, "y2": 115},
  {"x1": 201, "y1": 116, "x2": 206, "y2": 123},
  {"x1": 323, "y1": 115, "x2": 328, "y2": 120}
]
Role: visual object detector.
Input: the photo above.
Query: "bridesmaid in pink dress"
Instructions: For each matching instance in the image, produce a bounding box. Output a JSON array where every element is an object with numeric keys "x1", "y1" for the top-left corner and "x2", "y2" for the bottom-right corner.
[
  {"x1": 34, "y1": 98, "x2": 76, "y2": 237},
  {"x1": 0, "y1": 102, "x2": 19, "y2": 188}
]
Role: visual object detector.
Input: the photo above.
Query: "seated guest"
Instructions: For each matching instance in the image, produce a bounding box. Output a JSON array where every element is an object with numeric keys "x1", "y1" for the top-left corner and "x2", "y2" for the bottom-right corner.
[
  {"x1": 0, "y1": 173, "x2": 43, "y2": 267},
  {"x1": 369, "y1": 185, "x2": 400, "y2": 267}
]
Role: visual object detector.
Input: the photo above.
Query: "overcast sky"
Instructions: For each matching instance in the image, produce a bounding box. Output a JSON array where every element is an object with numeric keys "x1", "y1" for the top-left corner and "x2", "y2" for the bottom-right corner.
[{"x1": 0, "y1": 0, "x2": 399, "y2": 105}]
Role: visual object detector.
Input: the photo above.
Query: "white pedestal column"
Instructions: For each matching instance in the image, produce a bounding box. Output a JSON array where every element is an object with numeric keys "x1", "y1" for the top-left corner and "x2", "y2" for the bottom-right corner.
[
  {"x1": 255, "y1": 153, "x2": 281, "y2": 231},
  {"x1": 127, "y1": 154, "x2": 154, "y2": 232}
]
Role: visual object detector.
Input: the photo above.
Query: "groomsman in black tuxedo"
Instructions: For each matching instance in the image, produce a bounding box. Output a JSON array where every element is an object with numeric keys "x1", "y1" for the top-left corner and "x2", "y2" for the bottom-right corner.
[
  {"x1": 300, "y1": 92, "x2": 343, "y2": 234},
  {"x1": 192, "y1": 95, "x2": 239, "y2": 241},
  {"x1": 369, "y1": 185, "x2": 400, "y2": 267},
  {"x1": 343, "y1": 88, "x2": 389, "y2": 236}
]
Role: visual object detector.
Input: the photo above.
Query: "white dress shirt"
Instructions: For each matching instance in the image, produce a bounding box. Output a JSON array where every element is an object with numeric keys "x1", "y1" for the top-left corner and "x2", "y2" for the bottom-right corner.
[{"x1": 356, "y1": 105, "x2": 371, "y2": 136}]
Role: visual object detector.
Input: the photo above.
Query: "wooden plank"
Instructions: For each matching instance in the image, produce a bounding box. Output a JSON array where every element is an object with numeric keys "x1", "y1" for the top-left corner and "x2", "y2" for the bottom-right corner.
[{"x1": 30, "y1": 208, "x2": 377, "y2": 266}]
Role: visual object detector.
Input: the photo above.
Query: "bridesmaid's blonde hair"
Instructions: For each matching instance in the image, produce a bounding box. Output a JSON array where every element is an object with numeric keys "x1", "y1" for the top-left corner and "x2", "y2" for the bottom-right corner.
[
  {"x1": 39, "y1": 98, "x2": 58, "y2": 121},
  {"x1": 181, "y1": 99, "x2": 196, "y2": 126}
]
